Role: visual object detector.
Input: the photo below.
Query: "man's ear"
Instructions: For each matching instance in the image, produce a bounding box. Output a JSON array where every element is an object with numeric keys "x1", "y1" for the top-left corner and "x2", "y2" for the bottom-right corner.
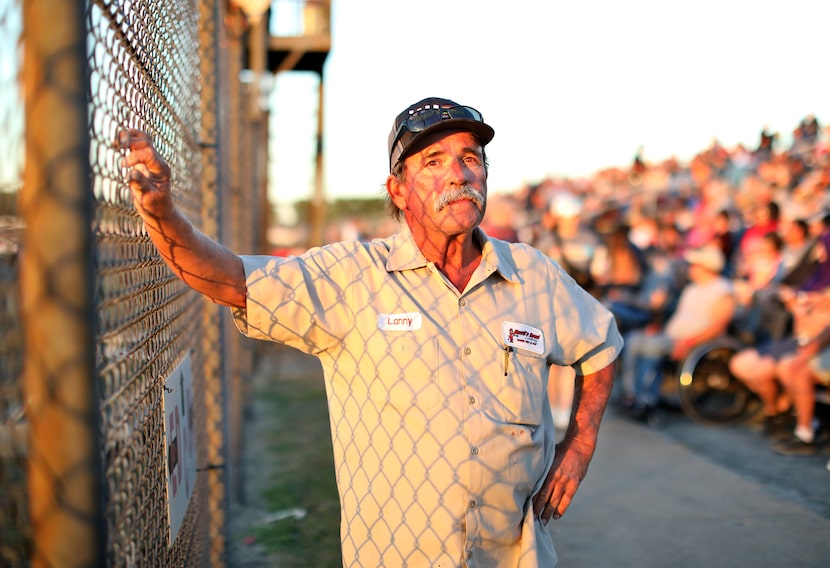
[{"x1": 386, "y1": 174, "x2": 407, "y2": 212}]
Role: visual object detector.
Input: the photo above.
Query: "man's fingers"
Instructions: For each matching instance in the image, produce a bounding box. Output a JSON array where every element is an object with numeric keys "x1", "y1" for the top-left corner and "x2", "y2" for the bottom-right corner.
[
  {"x1": 127, "y1": 169, "x2": 153, "y2": 195},
  {"x1": 128, "y1": 167, "x2": 147, "y2": 184},
  {"x1": 532, "y1": 478, "x2": 553, "y2": 517},
  {"x1": 121, "y1": 146, "x2": 159, "y2": 169},
  {"x1": 537, "y1": 489, "x2": 574, "y2": 525},
  {"x1": 533, "y1": 470, "x2": 582, "y2": 525},
  {"x1": 115, "y1": 128, "x2": 153, "y2": 150},
  {"x1": 115, "y1": 129, "x2": 171, "y2": 184}
]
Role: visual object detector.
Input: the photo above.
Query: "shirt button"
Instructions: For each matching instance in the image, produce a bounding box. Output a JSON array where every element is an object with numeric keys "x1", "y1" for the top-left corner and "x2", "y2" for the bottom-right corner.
[
  {"x1": 459, "y1": 298, "x2": 466, "y2": 307},
  {"x1": 464, "y1": 346, "x2": 472, "y2": 355},
  {"x1": 471, "y1": 447, "x2": 479, "y2": 456},
  {"x1": 468, "y1": 500, "x2": 477, "y2": 509},
  {"x1": 468, "y1": 396, "x2": 476, "y2": 405}
]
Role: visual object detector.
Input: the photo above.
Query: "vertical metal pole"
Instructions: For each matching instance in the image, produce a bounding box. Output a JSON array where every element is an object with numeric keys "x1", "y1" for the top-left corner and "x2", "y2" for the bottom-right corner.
[
  {"x1": 21, "y1": 1, "x2": 103, "y2": 567},
  {"x1": 248, "y1": 14, "x2": 266, "y2": 122},
  {"x1": 309, "y1": 73, "x2": 326, "y2": 247},
  {"x1": 200, "y1": 2, "x2": 230, "y2": 565},
  {"x1": 247, "y1": 9, "x2": 270, "y2": 254}
]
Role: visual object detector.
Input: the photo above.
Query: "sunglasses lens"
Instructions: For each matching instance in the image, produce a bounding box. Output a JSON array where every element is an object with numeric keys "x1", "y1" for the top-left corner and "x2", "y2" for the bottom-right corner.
[
  {"x1": 402, "y1": 106, "x2": 483, "y2": 135},
  {"x1": 446, "y1": 106, "x2": 482, "y2": 122},
  {"x1": 405, "y1": 108, "x2": 445, "y2": 133}
]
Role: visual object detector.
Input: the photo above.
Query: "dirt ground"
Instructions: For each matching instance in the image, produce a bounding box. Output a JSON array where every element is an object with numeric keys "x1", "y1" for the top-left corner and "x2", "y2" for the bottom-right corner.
[
  {"x1": 227, "y1": 346, "x2": 337, "y2": 567},
  {"x1": 227, "y1": 352, "x2": 290, "y2": 567}
]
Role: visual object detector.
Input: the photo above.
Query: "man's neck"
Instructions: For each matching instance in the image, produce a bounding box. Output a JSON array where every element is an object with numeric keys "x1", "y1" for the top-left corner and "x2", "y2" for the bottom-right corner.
[{"x1": 413, "y1": 228, "x2": 483, "y2": 292}]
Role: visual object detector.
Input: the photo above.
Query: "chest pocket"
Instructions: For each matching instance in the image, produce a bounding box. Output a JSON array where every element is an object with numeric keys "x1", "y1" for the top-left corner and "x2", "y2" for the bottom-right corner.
[
  {"x1": 370, "y1": 336, "x2": 439, "y2": 414},
  {"x1": 492, "y1": 347, "x2": 547, "y2": 427}
]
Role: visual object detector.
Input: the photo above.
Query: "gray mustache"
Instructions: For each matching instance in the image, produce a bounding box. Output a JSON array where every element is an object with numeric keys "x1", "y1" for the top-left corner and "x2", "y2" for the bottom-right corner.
[{"x1": 434, "y1": 186, "x2": 485, "y2": 213}]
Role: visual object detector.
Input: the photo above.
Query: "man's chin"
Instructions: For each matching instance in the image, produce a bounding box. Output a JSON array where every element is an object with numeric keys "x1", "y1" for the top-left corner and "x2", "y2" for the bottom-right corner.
[{"x1": 439, "y1": 207, "x2": 483, "y2": 231}]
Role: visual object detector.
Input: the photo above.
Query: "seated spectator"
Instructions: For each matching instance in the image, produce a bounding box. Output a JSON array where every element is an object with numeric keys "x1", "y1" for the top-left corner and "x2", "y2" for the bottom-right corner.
[
  {"x1": 781, "y1": 212, "x2": 830, "y2": 294},
  {"x1": 733, "y1": 200, "x2": 780, "y2": 281},
  {"x1": 731, "y1": 231, "x2": 786, "y2": 343},
  {"x1": 591, "y1": 221, "x2": 647, "y2": 301},
  {"x1": 745, "y1": 210, "x2": 819, "y2": 342},
  {"x1": 684, "y1": 177, "x2": 732, "y2": 249},
  {"x1": 712, "y1": 208, "x2": 737, "y2": 276},
  {"x1": 618, "y1": 245, "x2": 735, "y2": 418},
  {"x1": 536, "y1": 192, "x2": 603, "y2": 296},
  {"x1": 771, "y1": 321, "x2": 830, "y2": 456},
  {"x1": 729, "y1": 293, "x2": 830, "y2": 453},
  {"x1": 746, "y1": 210, "x2": 830, "y2": 343},
  {"x1": 778, "y1": 213, "x2": 817, "y2": 286},
  {"x1": 603, "y1": 221, "x2": 685, "y2": 336},
  {"x1": 730, "y1": 287, "x2": 830, "y2": 442},
  {"x1": 728, "y1": 337, "x2": 799, "y2": 437}
]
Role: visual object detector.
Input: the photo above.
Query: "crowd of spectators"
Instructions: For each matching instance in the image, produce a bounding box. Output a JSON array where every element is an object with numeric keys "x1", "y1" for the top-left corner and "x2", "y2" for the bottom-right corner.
[{"x1": 480, "y1": 114, "x2": 830, "y2": 460}]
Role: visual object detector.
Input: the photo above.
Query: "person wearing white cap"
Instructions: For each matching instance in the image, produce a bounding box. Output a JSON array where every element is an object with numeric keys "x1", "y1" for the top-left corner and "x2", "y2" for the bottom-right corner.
[
  {"x1": 538, "y1": 191, "x2": 603, "y2": 296},
  {"x1": 618, "y1": 244, "x2": 736, "y2": 417}
]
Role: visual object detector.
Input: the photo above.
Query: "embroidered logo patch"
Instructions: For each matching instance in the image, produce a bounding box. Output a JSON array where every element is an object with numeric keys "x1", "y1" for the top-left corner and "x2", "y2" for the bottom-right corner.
[
  {"x1": 502, "y1": 321, "x2": 545, "y2": 354},
  {"x1": 377, "y1": 312, "x2": 423, "y2": 331}
]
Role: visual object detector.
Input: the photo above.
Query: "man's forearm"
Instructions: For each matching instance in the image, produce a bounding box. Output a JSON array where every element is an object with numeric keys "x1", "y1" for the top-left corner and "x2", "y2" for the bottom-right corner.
[
  {"x1": 566, "y1": 361, "x2": 616, "y2": 447},
  {"x1": 533, "y1": 360, "x2": 617, "y2": 523},
  {"x1": 141, "y1": 206, "x2": 247, "y2": 308},
  {"x1": 120, "y1": 129, "x2": 248, "y2": 308}
]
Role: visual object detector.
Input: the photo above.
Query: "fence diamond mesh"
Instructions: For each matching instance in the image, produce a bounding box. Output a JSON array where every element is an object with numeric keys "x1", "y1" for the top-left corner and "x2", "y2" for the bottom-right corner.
[{"x1": 2, "y1": 0, "x2": 263, "y2": 565}]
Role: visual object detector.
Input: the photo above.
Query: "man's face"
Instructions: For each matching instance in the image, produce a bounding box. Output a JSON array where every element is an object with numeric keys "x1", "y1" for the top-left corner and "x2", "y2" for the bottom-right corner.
[{"x1": 389, "y1": 131, "x2": 488, "y2": 241}]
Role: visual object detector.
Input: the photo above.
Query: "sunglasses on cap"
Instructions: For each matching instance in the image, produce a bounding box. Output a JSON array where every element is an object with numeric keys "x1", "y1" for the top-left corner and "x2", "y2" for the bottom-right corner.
[
  {"x1": 392, "y1": 105, "x2": 485, "y2": 143},
  {"x1": 389, "y1": 104, "x2": 490, "y2": 168}
]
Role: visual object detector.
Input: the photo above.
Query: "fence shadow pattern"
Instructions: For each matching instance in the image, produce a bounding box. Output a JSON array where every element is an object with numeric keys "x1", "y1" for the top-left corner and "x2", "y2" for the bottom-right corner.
[{"x1": 231, "y1": 229, "x2": 620, "y2": 566}]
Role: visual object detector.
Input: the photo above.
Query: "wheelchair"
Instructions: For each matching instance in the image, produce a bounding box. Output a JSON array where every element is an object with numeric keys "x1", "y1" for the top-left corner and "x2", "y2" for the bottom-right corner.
[
  {"x1": 626, "y1": 334, "x2": 761, "y2": 428},
  {"x1": 664, "y1": 292, "x2": 799, "y2": 425},
  {"x1": 672, "y1": 335, "x2": 761, "y2": 425}
]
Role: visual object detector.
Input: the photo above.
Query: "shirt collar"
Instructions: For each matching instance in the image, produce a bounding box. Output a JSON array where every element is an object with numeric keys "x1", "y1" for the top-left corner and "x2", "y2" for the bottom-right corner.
[{"x1": 385, "y1": 225, "x2": 521, "y2": 284}]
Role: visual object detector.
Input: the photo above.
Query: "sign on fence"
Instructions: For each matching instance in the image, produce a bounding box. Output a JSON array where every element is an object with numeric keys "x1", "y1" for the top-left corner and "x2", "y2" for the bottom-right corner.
[{"x1": 163, "y1": 354, "x2": 197, "y2": 545}]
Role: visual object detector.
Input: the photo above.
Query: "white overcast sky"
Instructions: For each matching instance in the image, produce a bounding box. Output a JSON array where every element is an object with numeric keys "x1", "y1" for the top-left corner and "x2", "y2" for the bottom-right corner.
[{"x1": 267, "y1": 0, "x2": 830, "y2": 204}]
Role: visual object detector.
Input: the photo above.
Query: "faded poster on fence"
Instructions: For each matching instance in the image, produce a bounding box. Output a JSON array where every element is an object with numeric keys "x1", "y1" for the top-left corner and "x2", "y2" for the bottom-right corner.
[{"x1": 163, "y1": 353, "x2": 196, "y2": 545}]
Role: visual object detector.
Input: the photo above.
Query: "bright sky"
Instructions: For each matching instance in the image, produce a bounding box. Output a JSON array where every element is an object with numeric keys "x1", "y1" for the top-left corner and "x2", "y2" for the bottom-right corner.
[{"x1": 267, "y1": 0, "x2": 830, "y2": 206}]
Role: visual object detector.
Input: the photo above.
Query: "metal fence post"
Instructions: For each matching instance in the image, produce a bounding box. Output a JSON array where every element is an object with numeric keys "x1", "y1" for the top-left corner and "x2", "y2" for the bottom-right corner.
[
  {"x1": 21, "y1": 1, "x2": 104, "y2": 566},
  {"x1": 199, "y1": 1, "x2": 231, "y2": 565}
]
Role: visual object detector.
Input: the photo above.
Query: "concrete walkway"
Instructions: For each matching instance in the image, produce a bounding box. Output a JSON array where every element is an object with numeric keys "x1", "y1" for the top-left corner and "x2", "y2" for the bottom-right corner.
[{"x1": 550, "y1": 409, "x2": 830, "y2": 567}]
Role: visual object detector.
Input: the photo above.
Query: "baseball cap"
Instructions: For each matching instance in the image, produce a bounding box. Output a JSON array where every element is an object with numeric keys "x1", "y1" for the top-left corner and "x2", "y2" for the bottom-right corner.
[
  {"x1": 388, "y1": 97, "x2": 495, "y2": 170},
  {"x1": 684, "y1": 245, "x2": 725, "y2": 273}
]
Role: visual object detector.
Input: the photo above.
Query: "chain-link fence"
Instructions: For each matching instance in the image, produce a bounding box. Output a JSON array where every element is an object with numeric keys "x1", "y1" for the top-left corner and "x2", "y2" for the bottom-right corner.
[{"x1": 1, "y1": 0, "x2": 266, "y2": 565}]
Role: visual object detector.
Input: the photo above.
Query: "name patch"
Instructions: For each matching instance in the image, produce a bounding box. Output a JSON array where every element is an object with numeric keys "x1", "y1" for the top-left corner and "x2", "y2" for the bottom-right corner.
[
  {"x1": 503, "y1": 321, "x2": 545, "y2": 354},
  {"x1": 377, "y1": 312, "x2": 422, "y2": 331}
]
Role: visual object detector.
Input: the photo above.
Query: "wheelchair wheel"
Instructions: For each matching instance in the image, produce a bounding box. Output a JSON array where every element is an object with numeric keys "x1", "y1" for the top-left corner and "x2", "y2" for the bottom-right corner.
[{"x1": 677, "y1": 337, "x2": 761, "y2": 425}]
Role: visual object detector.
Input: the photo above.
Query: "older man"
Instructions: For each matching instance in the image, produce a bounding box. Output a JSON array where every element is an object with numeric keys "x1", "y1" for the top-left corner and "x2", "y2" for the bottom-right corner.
[{"x1": 120, "y1": 97, "x2": 622, "y2": 567}]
